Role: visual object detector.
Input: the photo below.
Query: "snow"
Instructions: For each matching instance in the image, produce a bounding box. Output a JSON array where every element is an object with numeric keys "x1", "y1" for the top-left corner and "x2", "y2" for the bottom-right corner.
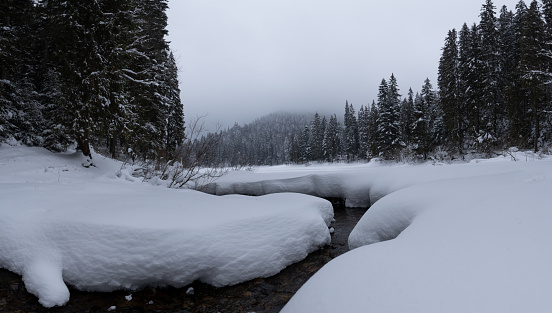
[
  {"x1": 0, "y1": 144, "x2": 332, "y2": 308},
  {"x1": 211, "y1": 156, "x2": 552, "y2": 313},
  {"x1": 282, "y1": 160, "x2": 552, "y2": 312},
  {"x1": 3, "y1": 143, "x2": 552, "y2": 312}
]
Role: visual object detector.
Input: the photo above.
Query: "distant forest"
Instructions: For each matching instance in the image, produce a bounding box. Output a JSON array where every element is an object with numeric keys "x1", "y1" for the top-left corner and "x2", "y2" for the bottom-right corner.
[
  {"x1": 0, "y1": 0, "x2": 184, "y2": 161},
  {"x1": 202, "y1": 0, "x2": 552, "y2": 166},
  {"x1": 2, "y1": 0, "x2": 552, "y2": 167}
]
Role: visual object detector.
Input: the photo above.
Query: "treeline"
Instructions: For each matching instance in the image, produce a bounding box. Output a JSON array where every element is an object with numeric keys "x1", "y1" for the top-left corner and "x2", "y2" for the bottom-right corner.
[
  {"x1": 203, "y1": 112, "x2": 309, "y2": 167},
  {"x1": 439, "y1": 0, "x2": 552, "y2": 153},
  {"x1": 201, "y1": 0, "x2": 552, "y2": 166},
  {"x1": 285, "y1": 75, "x2": 442, "y2": 163},
  {"x1": 0, "y1": 0, "x2": 184, "y2": 161}
]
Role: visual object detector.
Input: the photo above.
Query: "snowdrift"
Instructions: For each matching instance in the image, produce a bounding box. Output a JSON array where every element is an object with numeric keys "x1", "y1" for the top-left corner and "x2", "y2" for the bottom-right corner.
[
  {"x1": 213, "y1": 158, "x2": 552, "y2": 313},
  {"x1": 0, "y1": 145, "x2": 332, "y2": 307}
]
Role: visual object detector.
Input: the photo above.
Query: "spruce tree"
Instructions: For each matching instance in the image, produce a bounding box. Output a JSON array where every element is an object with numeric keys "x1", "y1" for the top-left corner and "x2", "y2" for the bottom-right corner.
[
  {"x1": 344, "y1": 101, "x2": 359, "y2": 161},
  {"x1": 377, "y1": 75, "x2": 402, "y2": 159},
  {"x1": 358, "y1": 105, "x2": 370, "y2": 159},
  {"x1": 439, "y1": 29, "x2": 463, "y2": 152},
  {"x1": 367, "y1": 101, "x2": 380, "y2": 158},
  {"x1": 400, "y1": 88, "x2": 415, "y2": 146},
  {"x1": 479, "y1": 0, "x2": 504, "y2": 147},
  {"x1": 323, "y1": 114, "x2": 341, "y2": 162},
  {"x1": 518, "y1": 0, "x2": 547, "y2": 151},
  {"x1": 311, "y1": 113, "x2": 324, "y2": 161},
  {"x1": 299, "y1": 125, "x2": 312, "y2": 163}
]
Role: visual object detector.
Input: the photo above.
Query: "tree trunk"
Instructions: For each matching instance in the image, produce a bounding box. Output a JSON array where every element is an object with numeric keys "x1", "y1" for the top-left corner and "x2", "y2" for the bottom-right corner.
[{"x1": 77, "y1": 133, "x2": 92, "y2": 159}]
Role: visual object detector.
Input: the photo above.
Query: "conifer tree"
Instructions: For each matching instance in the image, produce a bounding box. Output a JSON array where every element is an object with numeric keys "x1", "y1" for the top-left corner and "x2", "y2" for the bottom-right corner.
[
  {"x1": 400, "y1": 88, "x2": 415, "y2": 146},
  {"x1": 358, "y1": 105, "x2": 370, "y2": 159},
  {"x1": 311, "y1": 113, "x2": 324, "y2": 161},
  {"x1": 479, "y1": 0, "x2": 504, "y2": 146},
  {"x1": 411, "y1": 91, "x2": 430, "y2": 159},
  {"x1": 0, "y1": 1, "x2": 46, "y2": 145},
  {"x1": 518, "y1": 0, "x2": 547, "y2": 151},
  {"x1": 323, "y1": 114, "x2": 341, "y2": 162},
  {"x1": 377, "y1": 75, "x2": 402, "y2": 159},
  {"x1": 299, "y1": 125, "x2": 312, "y2": 163},
  {"x1": 439, "y1": 29, "x2": 463, "y2": 151},
  {"x1": 344, "y1": 101, "x2": 359, "y2": 161},
  {"x1": 367, "y1": 101, "x2": 380, "y2": 157}
]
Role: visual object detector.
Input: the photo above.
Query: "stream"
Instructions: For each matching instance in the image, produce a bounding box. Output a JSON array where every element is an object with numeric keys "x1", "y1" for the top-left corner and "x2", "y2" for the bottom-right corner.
[{"x1": 0, "y1": 202, "x2": 367, "y2": 313}]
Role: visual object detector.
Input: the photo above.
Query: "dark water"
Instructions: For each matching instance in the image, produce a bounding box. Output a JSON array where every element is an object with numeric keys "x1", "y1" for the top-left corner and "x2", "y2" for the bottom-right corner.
[{"x1": 0, "y1": 204, "x2": 367, "y2": 313}]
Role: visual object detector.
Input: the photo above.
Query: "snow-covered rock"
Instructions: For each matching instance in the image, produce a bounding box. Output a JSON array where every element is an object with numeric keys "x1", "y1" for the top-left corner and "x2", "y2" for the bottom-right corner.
[{"x1": 0, "y1": 145, "x2": 333, "y2": 307}]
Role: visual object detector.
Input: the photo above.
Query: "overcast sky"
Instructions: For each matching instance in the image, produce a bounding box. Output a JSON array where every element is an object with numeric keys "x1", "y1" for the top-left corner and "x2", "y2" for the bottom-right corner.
[{"x1": 166, "y1": 0, "x2": 520, "y2": 127}]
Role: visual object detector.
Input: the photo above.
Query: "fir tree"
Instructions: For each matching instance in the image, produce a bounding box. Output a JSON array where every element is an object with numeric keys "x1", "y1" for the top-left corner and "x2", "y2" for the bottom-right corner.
[
  {"x1": 367, "y1": 101, "x2": 379, "y2": 158},
  {"x1": 518, "y1": 0, "x2": 547, "y2": 151},
  {"x1": 344, "y1": 101, "x2": 359, "y2": 161},
  {"x1": 323, "y1": 114, "x2": 341, "y2": 162},
  {"x1": 400, "y1": 88, "x2": 415, "y2": 146},
  {"x1": 439, "y1": 28, "x2": 463, "y2": 152},
  {"x1": 377, "y1": 75, "x2": 402, "y2": 159},
  {"x1": 299, "y1": 125, "x2": 312, "y2": 163},
  {"x1": 479, "y1": 0, "x2": 504, "y2": 146},
  {"x1": 358, "y1": 105, "x2": 370, "y2": 159},
  {"x1": 311, "y1": 113, "x2": 324, "y2": 161}
]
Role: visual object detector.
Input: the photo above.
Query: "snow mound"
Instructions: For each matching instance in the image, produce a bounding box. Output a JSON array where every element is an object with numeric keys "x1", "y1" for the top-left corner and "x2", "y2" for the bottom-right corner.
[
  {"x1": 0, "y1": 146, "x2": 332, "y2": 307},
  {"x1": 282, "y1": 161, "x2": 552, "y2": 313},
  {"x1": 212, "y1": 159, "x2": 524, "y2": 208}
]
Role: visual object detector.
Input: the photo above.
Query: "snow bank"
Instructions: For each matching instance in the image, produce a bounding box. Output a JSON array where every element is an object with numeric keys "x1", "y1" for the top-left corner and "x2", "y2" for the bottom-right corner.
[
  {"x1": 282, "y1": 160, "x2": 552, "y2": 313},
  {"x1": 0, "y1": 145, "x2": 332, "y2": 307},
  {"x1": 212, "y1": 160, "x2": 523, "y2": 207},
  {"x1": 211, "y1": 157, "x2": 552, "y2": 312}
]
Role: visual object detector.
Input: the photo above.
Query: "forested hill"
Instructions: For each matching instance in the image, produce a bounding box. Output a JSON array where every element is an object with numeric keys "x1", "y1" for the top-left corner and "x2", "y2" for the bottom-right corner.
[
  {"x1": 206, "y1": 0, "x2": 552, "y2": 166},
  {"x1": 0, "y1": 0, "x2": 184, "y2": 161},
  {"x1": 207, "y1": 112, "x2": 311, "y2": 167}
]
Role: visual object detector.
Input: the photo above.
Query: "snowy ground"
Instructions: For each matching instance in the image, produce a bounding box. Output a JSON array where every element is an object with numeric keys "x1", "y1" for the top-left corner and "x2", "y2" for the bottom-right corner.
[
  {"x1": 3, "y1": 144, "x2": 551, "y2": 312},
  {"x1": 0, "y1": 144, "x2": 332, "y2": 308},
  {"x1": 211, "y1": 155, "x2": 552, "y2": 313}
]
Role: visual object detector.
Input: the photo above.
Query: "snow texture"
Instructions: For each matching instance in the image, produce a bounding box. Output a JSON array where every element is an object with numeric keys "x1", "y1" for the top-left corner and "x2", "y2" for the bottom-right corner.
[
  {"x1": 0, "y1": 145, "x2": 332, "y2": 307},
  {"x1": 212, "y1": 156, "x2": 552, "y2": 313}
]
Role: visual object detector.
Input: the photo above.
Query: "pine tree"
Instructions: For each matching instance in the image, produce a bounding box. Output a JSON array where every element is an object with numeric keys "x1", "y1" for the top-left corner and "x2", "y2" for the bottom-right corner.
[
  {"x1": 299, "y1": 125, "x2": 312, "y2": 163},
  {"x1": 439, "y1": 28, "x2": 463, "y2": 152},
  {"x1": 399, "y1": 88, "x2": 415, "y2": 146},
  {"x1": 311, "y1": 113, "x2": 324, "y2": 161},
  {"x1": 479, "y1": 0, "x2": 504, "y2": 147},
  {"x1": 344, "y1": 101, "x2": 359, "y2": 161},
  {"x1": 323, "y1": 114, "x2": 341, "y2": 162},
  {"x1": 377, "y1": 75, "x2": 402, "y2": 159},
  {"x1": 358, "y1": 105, "x2": 370, "y2": 159},
  {"x1": 165, "y1": 52, "x2": 186, "y2": 158},
  {"x1": 411, "y1": 90, "x2": 430, "y2": 159},
  {"x1": 518, "y1": 0, "x2": 547, "y2": 151},
  {"x1": 0, "y1": 0, "x2": 45, "y2": 145},
  {"x1": 367, "y1": 101, "x2": 379, "y2": 157}
]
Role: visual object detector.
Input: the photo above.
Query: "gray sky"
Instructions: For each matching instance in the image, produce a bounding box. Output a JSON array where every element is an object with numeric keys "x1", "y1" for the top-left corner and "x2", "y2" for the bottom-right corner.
[{"x1": 167, "y1": 0, "x2": 520, "y2": 127}]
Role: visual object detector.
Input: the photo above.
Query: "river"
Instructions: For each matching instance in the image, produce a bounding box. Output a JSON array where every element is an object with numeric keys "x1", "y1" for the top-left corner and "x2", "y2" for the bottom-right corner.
[{"x1": 0, "y1": 202, "x2": 367, "y2": 313}]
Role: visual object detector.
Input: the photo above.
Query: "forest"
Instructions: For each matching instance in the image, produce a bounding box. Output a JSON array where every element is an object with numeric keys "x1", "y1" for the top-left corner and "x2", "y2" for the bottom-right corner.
[
  {"x1": 0, "y1": 0, "x2": 184, "y2": 161},
  {"x1": 204, "y1": 0, "x2": 552, "y2": 166},
  {"x1": 2, "y1": 0, "x2": 552, "y2": 167}
]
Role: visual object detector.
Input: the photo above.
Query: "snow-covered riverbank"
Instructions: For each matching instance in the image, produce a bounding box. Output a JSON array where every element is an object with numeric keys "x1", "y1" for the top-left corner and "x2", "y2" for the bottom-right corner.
[
  {"x1": 3, "y1": 144, "x2": 551, "y2": 312},
  {"x1": 0, "y1": 145, "x2": 332, "y2": 307},
  {"x1": 211, "y1": 156, "x2": 552, "y2": 313}
]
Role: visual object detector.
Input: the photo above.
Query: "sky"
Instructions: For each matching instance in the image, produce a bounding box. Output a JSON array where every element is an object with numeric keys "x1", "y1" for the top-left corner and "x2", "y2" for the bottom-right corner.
[{"x1": 166, "y1": 0, "x2": 521, "y2": 128}]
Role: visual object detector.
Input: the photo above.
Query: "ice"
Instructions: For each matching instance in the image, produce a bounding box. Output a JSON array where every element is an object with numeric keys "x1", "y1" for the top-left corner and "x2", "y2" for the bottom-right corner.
[{"x1": 0, "y1": 145, "x2": 332, "y2": 307}]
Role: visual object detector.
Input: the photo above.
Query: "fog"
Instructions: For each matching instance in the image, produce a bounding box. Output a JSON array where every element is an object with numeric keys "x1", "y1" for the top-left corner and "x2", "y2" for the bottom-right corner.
[{"x1": 167, "y1": 0, "x2": 521, "y2": 127}]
